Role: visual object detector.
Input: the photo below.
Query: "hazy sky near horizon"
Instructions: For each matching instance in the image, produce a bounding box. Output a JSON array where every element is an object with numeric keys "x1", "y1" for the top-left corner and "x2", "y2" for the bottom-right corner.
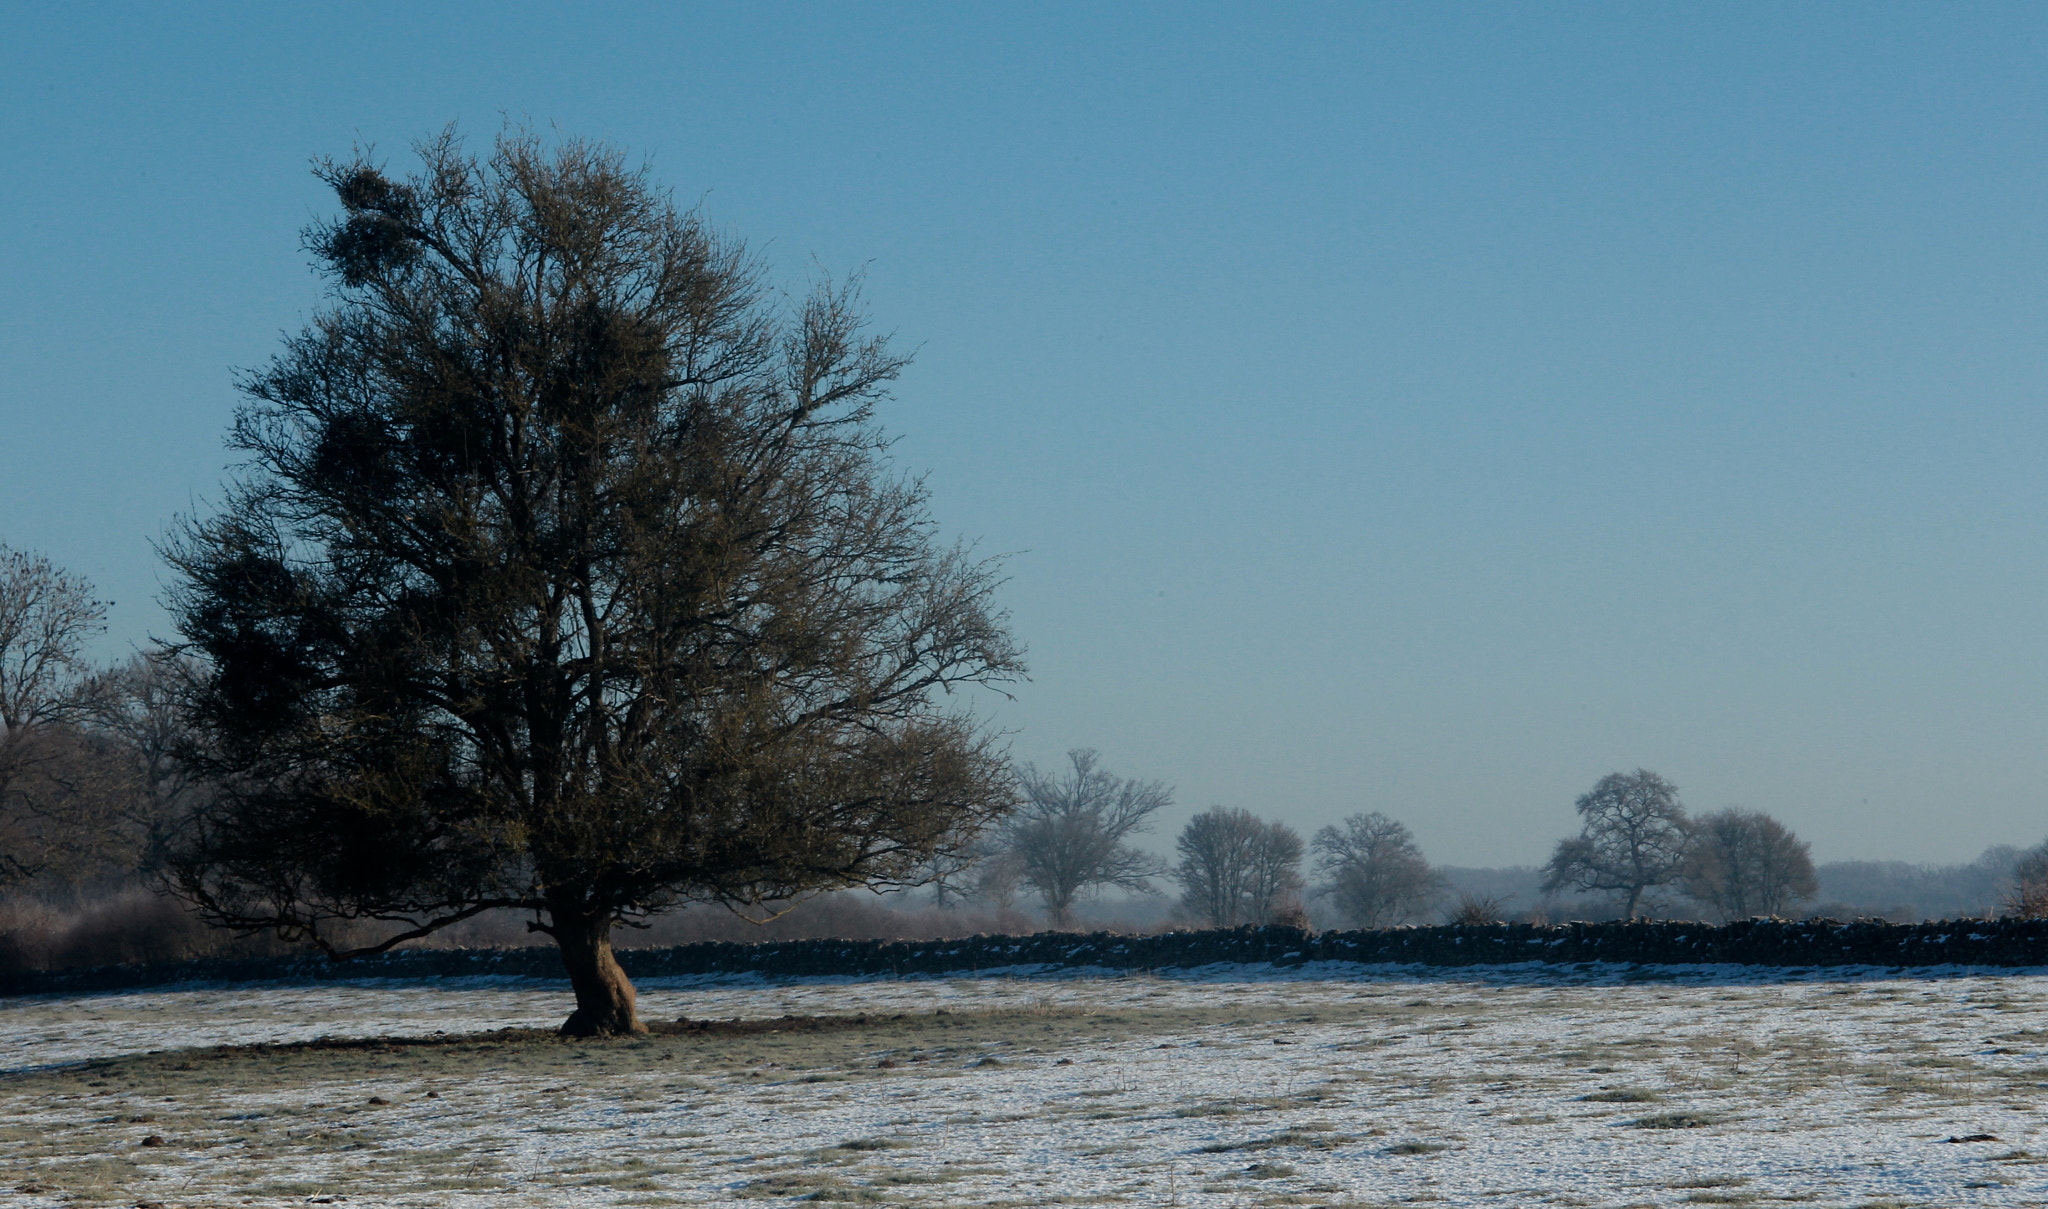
[{"x1": 5, "y1": 4, "x2": 2048, "y2": 868}]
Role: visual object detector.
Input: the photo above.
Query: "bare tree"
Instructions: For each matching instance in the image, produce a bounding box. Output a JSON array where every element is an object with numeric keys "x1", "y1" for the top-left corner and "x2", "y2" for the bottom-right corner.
[
  {"x1": 921, "y1": 826, "x2": 1019, "y2": 911},
  {"x1": 1173, "y1": 806, "x2": 1304, "y2": 927},
  {"x1": 161, "y1": 127, "x2": 1023, "y2": 1036},
  {"x1": 1004, "y1": 750, "x2": 1168, "y2": 926},
  {"x1": 0, "y1": 545, "x2": 113, "y2": 887},
  {"x1": 1542, "y1": 769, "x2": 1692, "y2": 919},
  {"x1": 1244, "y1": 815, "x2": 1306, "y2": 924},
  {"x1": 1174, "y1": 807, "x2": 1255, "y2": 927},
  {"x1": 95, "y1": 652, "x2": 210, "y2": 875},
  {"x1": 2003, "y1": 841, "x2": 2048, "y2": 919},
  {"x1": 970, "y1": 842, "x2": 1026, "y2": 911},
  {"x1": 1312, "y1": 812, "x2": 1442, "y2": 928},
  {"x1": 1679, "y1": 808, "x2": 1817, "y2": 920},
  {"x1": 921, "y1": 844, "x2": 979, "y2": 911}
]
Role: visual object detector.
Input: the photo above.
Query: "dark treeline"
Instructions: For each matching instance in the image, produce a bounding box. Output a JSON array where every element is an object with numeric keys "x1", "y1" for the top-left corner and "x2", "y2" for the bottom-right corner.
[{"x1": 1808, "y1": 849, "x2": 2031, "y2": 923}]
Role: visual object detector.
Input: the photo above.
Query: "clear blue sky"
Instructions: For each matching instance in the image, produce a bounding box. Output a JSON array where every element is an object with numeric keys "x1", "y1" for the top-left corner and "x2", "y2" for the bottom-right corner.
[{"x1": 5, "y1": 3, "x2": 2048, "y2": 867}]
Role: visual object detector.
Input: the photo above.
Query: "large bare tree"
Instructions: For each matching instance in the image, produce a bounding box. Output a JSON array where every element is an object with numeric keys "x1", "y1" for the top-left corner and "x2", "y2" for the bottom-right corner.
[
  {"x1": 1679, "y1": 808, "x2": 1816, "y2": 920},
  {"x1": 1004, "y1": 749, "x2": 1167, "y2": 926},
  {"x1": 162, "y1": 128, "x2": 1023, "y2": 1035},
  {"x1": 1312, "y1": 811, "x2": 1441, "y2": 928},
  {"x1": 1173, "y1": 806, "x2": 1304, "y2": 927},
  {"x1": 1542, "y1": 769, "x2": 1692, "y2": 919}
]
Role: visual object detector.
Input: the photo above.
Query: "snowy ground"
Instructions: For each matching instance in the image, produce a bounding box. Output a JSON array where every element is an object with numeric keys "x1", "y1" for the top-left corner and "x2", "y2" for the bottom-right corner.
[{"x1": 6, "y1": 961, "x2": 2048, "y2": 1207}]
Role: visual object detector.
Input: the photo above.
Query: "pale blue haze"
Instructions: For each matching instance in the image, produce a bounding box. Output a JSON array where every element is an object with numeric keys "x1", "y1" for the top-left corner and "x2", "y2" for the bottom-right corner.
[{"x1": 4, "y1": 4, "x2": 2047, "y2": 865}]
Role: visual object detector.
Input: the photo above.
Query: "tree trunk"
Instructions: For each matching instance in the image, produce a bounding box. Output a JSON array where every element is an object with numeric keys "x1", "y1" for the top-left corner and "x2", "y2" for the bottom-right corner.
[
  {"x1": 552, "y1": 911, "x2": 645, "y2": 1037},
  {"x1": 1623, "y1": 884, "x2": 1643, "y2": 920}
]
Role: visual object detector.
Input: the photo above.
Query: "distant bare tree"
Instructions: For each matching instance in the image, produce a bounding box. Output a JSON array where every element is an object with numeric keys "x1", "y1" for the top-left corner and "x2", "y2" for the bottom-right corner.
[
  {"x1": 2003, "y1": 842, "x2": 2048, "y2": 920},
  {"x1": 96, "y1": 652, "x2": 210, "y2": 874},
  {"x1": 1244, "y1": 816, "x2": 1306, "y2": 924},
  {"x1": 1005, "y1": 750, "x2": 1168, "y2": 926},
  {"x1": 970, "y1": 843, "x2": 1026, "y2": 911},
  {"x1": 1312, "y1": 812, "x2": 1442, "y2": 928},
  {"x1": 0, "y1": 545, "x2": 112, "y2": 887},
  {"x1": 921, "y1": 844, "x2": 978, "y2": 910},
  {"x1": 1679, "y1": 808, "x2": 1817, "y2": 920},
  {"x1": 921, "y1": 826, "x2": 1024, "y2": 911},
  {"x1": 1173, "y1": 807, "x2": 1305, "y2": 927},
  {"x1": 1542, "y1": 769, "x2": 1692, "y2": 920}
]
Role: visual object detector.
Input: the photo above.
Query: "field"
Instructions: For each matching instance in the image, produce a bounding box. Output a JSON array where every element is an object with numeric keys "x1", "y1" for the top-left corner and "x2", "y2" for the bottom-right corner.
[{"x1": 6, "y1": 962, "x2": 2048, "y2": 1207}]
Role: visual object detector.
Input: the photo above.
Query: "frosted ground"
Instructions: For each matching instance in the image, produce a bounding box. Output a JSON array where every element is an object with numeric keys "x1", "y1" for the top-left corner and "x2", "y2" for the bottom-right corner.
[{"x1": 6, "y1": 962, "x2": 2048, "y2": 1207}]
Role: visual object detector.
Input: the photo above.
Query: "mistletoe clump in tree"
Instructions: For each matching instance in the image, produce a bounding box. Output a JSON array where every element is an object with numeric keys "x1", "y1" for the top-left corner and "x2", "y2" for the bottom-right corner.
[{"x1": 164, "y1": 128, "x2": 1023, "y2": 1036}]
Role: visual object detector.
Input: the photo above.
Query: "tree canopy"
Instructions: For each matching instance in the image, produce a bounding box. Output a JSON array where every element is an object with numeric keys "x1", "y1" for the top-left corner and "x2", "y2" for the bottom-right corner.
[{"x1": 162, "y1": 128, "x2": 1023, "y2": 1035}]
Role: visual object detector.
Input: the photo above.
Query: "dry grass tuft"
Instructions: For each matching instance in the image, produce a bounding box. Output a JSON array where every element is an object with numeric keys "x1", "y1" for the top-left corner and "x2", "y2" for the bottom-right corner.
[
  {"x1": 1385, "y1": 1140, "x2": 1450, "y2": 1155},
  {"x1": 1632, "y1": 1111, "x2": 1716, "y2": 1129},
  {"x1": 1579, "y1": 1088, "x2": 1660, "y2": 1103}
]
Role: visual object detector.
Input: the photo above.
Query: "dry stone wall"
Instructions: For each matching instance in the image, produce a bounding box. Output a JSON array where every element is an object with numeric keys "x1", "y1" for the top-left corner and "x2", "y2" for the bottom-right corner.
[{"x1": 9, "y1": 918, "x2": 2048, "y2": 998}]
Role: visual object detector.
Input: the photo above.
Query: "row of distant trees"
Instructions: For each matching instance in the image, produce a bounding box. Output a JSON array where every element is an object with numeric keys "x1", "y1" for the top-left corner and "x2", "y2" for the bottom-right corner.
[
  {"x1": 939, "y1": 756, "x2": 2048, "y2": 929},
  {"x1": 9, "y1": 555, "x2": 2045, "y2": 938},
  {"x1": 5, "y1": 566, "x2": 2039, "y2": 938},
  {"x1": 921, "y1": 749, "x2": 1457, "y2": 930}
]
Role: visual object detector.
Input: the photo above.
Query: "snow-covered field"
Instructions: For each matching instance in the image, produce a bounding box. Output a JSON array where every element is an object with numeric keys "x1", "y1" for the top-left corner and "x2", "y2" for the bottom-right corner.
[{"x1": 7, "y1": 961, "x2": 2048, "y2": 1207}]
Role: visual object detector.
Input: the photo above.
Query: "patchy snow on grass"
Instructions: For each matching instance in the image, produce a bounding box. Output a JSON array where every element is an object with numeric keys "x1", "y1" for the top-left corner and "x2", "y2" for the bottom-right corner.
[{"x1": 7, "y1": 961, "x2": 2048, "y2": 1206}]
